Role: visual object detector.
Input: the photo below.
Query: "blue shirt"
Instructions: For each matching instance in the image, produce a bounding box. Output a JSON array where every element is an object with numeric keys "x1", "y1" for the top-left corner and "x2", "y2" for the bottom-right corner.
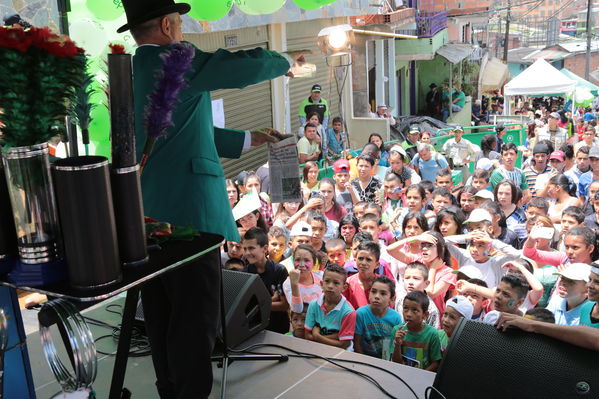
[
  {"x1": 546, "y1": 296, "x2": 588, "y2": 326},
  {"x1": 355, "y1": 305, "x2": 402, "y2": 358},
  {"x1": 580, "y1": 301, "x2": 599, "y2": 328},
  {"x1": 326, "y1": 128, "x2": 346, "y2": 157},
  {"x1": 578, "y1": 171, "x2": 594, "y2": 198},
  {"x1": 305, "y1": 294, "x2": 356, "y2": 341},
  {"x1": 411, "y1": 153, "x2": 449, "y2": 182}
]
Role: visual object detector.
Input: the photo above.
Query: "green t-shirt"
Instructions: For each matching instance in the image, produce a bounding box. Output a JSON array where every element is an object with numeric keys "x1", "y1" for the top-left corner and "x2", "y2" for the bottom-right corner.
[
  {"x1": 580, "y1": 301, "x2": 599, "y2": 328},
  {"x1": 453, "y1": 90, "x2": 466, "y2": 108},
  {"x1": 490, "y1": 167, "x2": 529, "y2": 191},
  {"x1": 388, "y1": 323, "x2": 442, "y2": 369}
]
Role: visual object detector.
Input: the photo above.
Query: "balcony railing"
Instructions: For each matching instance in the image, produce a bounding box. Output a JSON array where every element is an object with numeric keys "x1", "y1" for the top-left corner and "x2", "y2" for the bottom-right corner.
[{"x1": 416, "y1": 11, "x2": 447, "y2": 37}]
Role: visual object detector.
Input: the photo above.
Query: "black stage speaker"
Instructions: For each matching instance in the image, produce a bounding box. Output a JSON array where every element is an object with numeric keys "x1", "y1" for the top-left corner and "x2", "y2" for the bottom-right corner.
[
  {"x1": 220, "y1": 269, "x2": 272, "y2": 347},
  {"x1": 431, "y1": 319, "x2": 599, "y2": 399},
  {"x1": 135, "y1": 269, "x2": 271, "y2": 348}
]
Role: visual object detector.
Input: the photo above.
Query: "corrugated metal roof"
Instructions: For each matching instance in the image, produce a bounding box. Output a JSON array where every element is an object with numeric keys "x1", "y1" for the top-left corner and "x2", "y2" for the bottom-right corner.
[
  {"x1": 436, "y1": 43, "x2": 475, "y2": 64},
  {"x1": 523, "y1": 49, "x2": 569, "y2": 61}
]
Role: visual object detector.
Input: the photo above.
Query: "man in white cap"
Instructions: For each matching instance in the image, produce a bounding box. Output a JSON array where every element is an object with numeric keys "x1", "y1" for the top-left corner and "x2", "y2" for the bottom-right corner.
[
  {"x1": 546, "y1": 263, "x2": 591, "y2": 326},
  {"x1": 371, "y1": 103, "x2": 396, "y2": 126},
  {"x1": 535, "y1": 111, "x2": 567, "y2": 149},
  {"x1": 443, "y1": 125, "x2": 476, "y2": 182},
  {"x1": 580, "y1": 262, "x2": 599, "y2": 328}
]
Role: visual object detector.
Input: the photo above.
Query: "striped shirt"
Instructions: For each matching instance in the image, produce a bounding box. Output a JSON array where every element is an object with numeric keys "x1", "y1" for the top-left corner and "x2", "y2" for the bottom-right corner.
[{"x1": 523, "y1": 165, "x2": 552, "y2": 197}]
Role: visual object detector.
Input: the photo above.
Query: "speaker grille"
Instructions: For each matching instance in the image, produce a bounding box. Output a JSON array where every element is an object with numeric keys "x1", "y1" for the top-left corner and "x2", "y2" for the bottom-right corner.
[
  {"x1": 222, "y1": 269, "x2": 253, "y2": 311},
  {"x1": 432, "y1": 319, "x2": 599, "y2": 399}
]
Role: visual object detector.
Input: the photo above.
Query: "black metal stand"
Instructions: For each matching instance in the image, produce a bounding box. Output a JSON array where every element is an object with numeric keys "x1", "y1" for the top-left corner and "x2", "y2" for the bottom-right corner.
[{"x1": 212, "y1": 264, "x2": 288, "y2": 399}]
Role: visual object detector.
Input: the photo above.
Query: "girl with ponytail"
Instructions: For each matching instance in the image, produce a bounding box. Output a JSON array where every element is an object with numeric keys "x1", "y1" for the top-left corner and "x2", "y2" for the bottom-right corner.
[{"x1": 546, "y1": 174, "x2": 582, "y2": 225}]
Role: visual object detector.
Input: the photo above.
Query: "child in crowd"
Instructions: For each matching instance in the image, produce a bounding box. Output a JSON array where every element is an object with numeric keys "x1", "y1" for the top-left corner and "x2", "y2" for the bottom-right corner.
[
  {"x1": 345, "y1": 231, "x2": 394, "y2": 279},
  {"x1": 438, "y1": 296, "x2": 474, "y2": 352},
  {"x1": 306, "y1": 211, "x2": 329, "y2": 251},
  {"x1": 338, "y1": 214, "x2": 359, "y2": 255},
  {"x1": 461, "y1": 278, "x2": 490, "y2": 320},
  {"x1": 482, "y1": 274, "x2": 530, "y2": 324},
  {"x1": 344, "y1": 241, "x2": 383, "y2": 309},
  {"x1": 268, "y1": 226, "x2": 288, "y2": 263},
  {"x1": 242, "y1": 227, "x2": 289, "y2": 333},
  {"x1": 224, "y1": 258, "x2": 245, "y2": 271},
  {"x1": 546, "y1": 263, "x2": 590, "y2": 326},
  {"x1": 354, "y1": 276, "x2": 403, "y2": 358},
  {"x1": 396, "y1": 262, "x2": 440, "y2": 328},
  {"x1": 388, "y1": 231, "x2": 456, "y2": 314},
  {"x1": 286, "y1": 305, "x2": 309, "y2": 338},
  {"x1": 387, "y1": 146, "x2": 413, "y2": 188},
  {"x1": 283, "y1": 244, "x2": 323, "y2": 313},
  {"x1": 281, "y1": 221, "x2": 313, "y2": 272},
  {"x1": 305, "y1": 264, "x2": 356, "y2": 349},
  {"x1": 359, "y1": 213, "x2": 394, "y2": 262},
  {"x1": 470, "y1": 169, "x2": 491, "y2": 192},
  {"x1": 325, "y1": 238, "x2": 347, "y2": 268},
  {"x1": 319, "y1": 177, "x2": 348, "y2": 223},
  {"x1": 333, "y1": 159, "x2": 353, "y2": 212},
  {"x1": 381, "y1": 173, "x2": 405, "y2": 226},
  {"x1": 390, "y1": 291, "x2": 442, "y2": 371},
  {"x1": 353, "y1": 201, "x2": 368, "y2": 220}
]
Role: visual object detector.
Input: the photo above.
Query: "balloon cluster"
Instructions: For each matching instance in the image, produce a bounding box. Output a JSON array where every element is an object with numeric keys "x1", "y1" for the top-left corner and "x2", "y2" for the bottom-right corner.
[{"x1": 67, "y1": 0, "x2": 339, "y2": 158}]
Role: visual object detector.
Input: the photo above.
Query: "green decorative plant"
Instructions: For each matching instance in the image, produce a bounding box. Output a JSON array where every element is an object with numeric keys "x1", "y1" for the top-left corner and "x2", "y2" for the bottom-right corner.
[{"x1": 0, "y1": 26, "x2": 86, "y2": 148}]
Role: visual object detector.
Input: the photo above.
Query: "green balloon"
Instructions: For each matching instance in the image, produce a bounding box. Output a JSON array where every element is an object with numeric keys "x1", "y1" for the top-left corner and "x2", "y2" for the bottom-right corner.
[
  {"x1": 235, "y1": 0, "x2": 285, "y2": 14},
  {"x1": 86, "y1": 0, "x2": 125, "y2": 21},
  {"x1": 88, "y1": 105, "x2": 111, "y2": 158},
  {"x1": 292, "y1": 0, "x2": 336, "y2": 10},
  {"x1": 186, "y1": 0, "x2": 233, "y2": 20}
]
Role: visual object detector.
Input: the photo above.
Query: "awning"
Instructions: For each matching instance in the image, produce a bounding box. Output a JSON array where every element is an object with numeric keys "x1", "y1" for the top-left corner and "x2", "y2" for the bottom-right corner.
[
  {"x1": 480, "y1": 57, "x2": 509, "y2": 91},
  {"x1": 436, "y1": 43, "x2": 475, "y2": 64}
]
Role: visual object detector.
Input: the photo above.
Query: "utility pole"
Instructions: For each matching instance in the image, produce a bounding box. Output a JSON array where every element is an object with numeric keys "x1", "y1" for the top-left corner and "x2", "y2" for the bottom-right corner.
[
  {"x1": 503, "y1": 0, "x2": 511, "y2": 62},
  {"x1": 585, "y1": 0, "x2": 593, "y2": 80}
]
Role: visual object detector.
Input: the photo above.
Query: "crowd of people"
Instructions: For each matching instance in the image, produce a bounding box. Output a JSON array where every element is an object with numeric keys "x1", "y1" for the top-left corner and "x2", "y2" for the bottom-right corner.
[{"x1": 220, "y1": 105, "x2": 599, "y2": 371}]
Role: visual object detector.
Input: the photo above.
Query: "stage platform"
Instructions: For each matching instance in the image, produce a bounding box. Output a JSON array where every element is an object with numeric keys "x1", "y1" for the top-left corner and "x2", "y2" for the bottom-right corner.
[
  {"x1": 211, "y1": 331, "x2": 435, "y2": 399},
  {"x1": 26, "y1": 295, "x2": 433, "y2": 398}
]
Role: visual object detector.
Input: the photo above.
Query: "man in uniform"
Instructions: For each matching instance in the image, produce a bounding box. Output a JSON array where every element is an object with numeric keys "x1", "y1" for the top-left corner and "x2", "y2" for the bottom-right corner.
[{"x1": 119, "y1": 0, "x2": 306, "y2": 397}]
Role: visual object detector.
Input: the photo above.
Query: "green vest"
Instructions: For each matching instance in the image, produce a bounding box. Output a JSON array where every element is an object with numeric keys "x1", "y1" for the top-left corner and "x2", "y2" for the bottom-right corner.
[{"x1": 133, "y1": 43, "x2": 289, "y2": 241}]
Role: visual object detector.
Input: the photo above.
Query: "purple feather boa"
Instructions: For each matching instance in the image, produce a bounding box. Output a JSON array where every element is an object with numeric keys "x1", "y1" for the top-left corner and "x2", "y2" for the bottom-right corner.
[{"x1": 144, "y1": 42, "x2": 195, "y2": 141}]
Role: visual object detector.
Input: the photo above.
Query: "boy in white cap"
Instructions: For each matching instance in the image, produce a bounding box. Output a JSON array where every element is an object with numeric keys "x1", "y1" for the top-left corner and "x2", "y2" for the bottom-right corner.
[
  {"x1": 472, "y1": 190, "x2": 494, "y2": 207},
  {"x1": 546, "y1": 263, "x2": 591, "y2": 326},
  {"x1": 281, "y1": 221, "x2": 313, "y2": 272},
  {"x1": 580, "y1": 263, "x2": 599, "y2": 328},
  {"x1": 438, "y1": 295, "x2": 474, "y2": 352}
]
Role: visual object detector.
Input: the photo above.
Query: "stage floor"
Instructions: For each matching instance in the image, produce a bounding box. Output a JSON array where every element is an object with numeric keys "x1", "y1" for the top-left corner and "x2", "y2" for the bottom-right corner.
[{"x1": 26, "y1": 296, "x2": 434, "y2": 398}]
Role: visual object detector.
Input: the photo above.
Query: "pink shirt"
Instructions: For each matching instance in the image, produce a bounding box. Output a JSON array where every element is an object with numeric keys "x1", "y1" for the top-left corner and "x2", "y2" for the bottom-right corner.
[
  {"x1": 343, "y1": 273, "x2": 379, "y2": 309},
  {"x1": 522, "y1": 246, "x2": 567, "y2": 267},
  {"x1": 325, "y1": 205, "x2": 347, "y2": 223},
  {"x1": 430, "y1": 265, "x2": 457, "y2": 314}
]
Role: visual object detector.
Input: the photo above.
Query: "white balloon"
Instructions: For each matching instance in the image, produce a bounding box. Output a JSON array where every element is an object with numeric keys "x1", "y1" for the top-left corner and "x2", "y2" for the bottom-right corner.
[{"x1": 69, "y1": 18, "x2": 107, "y2": 58}]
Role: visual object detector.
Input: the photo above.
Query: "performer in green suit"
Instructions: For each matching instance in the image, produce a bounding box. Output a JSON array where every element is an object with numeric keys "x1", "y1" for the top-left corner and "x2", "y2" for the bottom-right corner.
[{"x1": 119, "y1": 1, "x2": 306, "y2": 397}]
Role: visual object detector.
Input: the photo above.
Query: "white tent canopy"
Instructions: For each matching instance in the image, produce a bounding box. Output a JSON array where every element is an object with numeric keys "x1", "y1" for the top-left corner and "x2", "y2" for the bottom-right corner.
[{"x1": 504, "y1": 58, "x2": 576, "y2": 96}]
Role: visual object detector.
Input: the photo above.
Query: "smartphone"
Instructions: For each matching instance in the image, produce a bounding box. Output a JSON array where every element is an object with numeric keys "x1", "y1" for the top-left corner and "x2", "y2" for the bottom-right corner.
[{"x1": 533, "y1": 226, "x2": 554, "y2": 240}]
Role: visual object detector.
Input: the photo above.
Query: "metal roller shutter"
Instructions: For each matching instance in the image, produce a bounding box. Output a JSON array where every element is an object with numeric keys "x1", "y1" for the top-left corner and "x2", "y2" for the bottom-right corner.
[
  {"x1": 287, "y1": 19, "x2": 344, "y2": 135},
  {"x1": 185, "y1": 29, "x2": 273, "y2": 179}
]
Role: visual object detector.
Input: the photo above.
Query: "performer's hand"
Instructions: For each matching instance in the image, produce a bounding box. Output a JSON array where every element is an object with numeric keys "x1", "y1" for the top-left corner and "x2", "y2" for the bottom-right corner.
[
  {"x1": 284, "y1": 49, "x2": 312, "y2": 77},
  {"x1": 250, "y1": 128, "x2": 290, "y2": 146}
]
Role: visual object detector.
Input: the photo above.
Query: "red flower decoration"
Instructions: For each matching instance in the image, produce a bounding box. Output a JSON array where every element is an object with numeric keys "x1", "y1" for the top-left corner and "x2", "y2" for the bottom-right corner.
[
  {"x1": 109, "y1": 43, "x2": 126, "y2": 54},
  {"x1": 0, "y1": 26, "x2": 84, "y2": 58}
]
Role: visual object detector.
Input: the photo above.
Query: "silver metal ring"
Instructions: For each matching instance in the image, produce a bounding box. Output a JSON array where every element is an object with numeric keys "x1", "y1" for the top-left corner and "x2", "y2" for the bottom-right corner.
[
  {"x1": 53, "y1": 160, "x2": 108, "y2": 171},
  {"x1": 39, "y1": 299, "x2": 97, "y2": 392},
  {"x1": 0, "y1": 308, "x2": 8, "y2": 354},
  {"x1": 112, "y1": 164, "x2": 140, "y2": 174}
]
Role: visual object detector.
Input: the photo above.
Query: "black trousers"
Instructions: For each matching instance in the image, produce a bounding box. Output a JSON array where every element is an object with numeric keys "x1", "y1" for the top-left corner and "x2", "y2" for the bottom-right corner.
[{"x1": 141, "y1": 247, "x2": 220, "y2": 399}]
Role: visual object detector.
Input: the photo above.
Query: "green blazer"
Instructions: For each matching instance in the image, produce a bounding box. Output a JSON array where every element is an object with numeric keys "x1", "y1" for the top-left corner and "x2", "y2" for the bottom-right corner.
[{"x1": 133, "y1": 43, "x2": 290, "y2": 241}]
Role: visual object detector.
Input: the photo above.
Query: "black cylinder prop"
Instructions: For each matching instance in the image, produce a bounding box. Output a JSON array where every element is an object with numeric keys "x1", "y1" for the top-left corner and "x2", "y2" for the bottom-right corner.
[
  {"x1": 111, "y1": 165, "x2": 148, "y2": 266},
  {"x1": 0, "y1": 159, "x2": 18, "y2": 260},
  {"x1": 52, "y1": 156, "x2": 121, "y2": 289},
  {"x1": 108, "y1": 53, "x2": 136, "y2": 169}
]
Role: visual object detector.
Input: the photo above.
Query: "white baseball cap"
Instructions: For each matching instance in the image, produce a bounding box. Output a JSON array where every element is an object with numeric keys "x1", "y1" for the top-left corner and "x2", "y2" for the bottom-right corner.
[
  {"x1": 472, "y1": 190, "x2": 494, "y2": 201},
  {"x1": 463, "y1": 208, "x2": 493, "y2": 224},
  {"x1": 289, "y1": 221, "x2": 313, "y2": 237},
  {"x1": 476, "y1": 158, "x2": 494, "y2": 171},
  {"x1": 446, "y1": 295, "x2": 474, "y2": 319},
  {"x1": 453, "y1": 265, "x2": 484, "y2": 280},
  {"x1": 553, "y1": 263, "x2": 591, "y2": 282}
]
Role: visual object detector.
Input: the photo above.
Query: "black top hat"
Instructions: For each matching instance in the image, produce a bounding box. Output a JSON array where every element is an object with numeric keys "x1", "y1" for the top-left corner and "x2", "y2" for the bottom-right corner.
[
  {"x1": 429, "y1": 83, "x2": 437, "y2": 89},
  {"x1": 117, "y1": 0, "x2": 190, "y2": 33}
]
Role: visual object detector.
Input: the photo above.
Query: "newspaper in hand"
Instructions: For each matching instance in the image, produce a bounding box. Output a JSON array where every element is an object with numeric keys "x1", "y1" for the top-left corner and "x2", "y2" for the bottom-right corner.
[{"x1": 268, "y1": 136, "x2": 302, "y2": 204}]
